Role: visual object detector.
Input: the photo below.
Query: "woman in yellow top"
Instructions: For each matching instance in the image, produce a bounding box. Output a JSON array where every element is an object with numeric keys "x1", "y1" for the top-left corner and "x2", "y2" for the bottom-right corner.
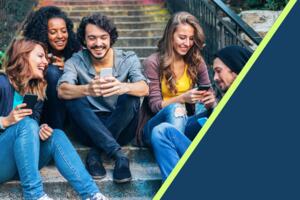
[
  {"x1": 161, "y1": 63, "x2": 193, "y2": 101},
  {"x1": 139, "y1": 12, "x2": 215, "y2": 147}
]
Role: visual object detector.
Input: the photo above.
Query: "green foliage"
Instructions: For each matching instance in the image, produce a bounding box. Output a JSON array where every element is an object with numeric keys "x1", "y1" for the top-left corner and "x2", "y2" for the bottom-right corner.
[
  {"x1": 231, "y1": 0, "x2": 287, "y2": 10},
  {"x1": 0, "y1": 51, "x2": 5, "y2": 68},
  {"x1": 265, "y1": 0, "x2": 288, "y2": 10},
  {"x1": 0, "y1": 0, "x2": 37, "y2": 51},
  {"x1": 245, "y1": 0, "x2": 266, "y2": 7}
]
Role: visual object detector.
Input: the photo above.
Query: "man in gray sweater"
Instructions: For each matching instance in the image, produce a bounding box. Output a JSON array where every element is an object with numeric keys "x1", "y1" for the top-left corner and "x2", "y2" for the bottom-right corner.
[{"x1": 57, "y1": 13, "x2": 149, "y2": 183}]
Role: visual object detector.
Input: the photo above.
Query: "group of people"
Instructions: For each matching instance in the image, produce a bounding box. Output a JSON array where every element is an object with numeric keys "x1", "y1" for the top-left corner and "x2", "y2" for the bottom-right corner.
[{"x1": 0, "y1": 5, "x2": 252, "y2": 200}]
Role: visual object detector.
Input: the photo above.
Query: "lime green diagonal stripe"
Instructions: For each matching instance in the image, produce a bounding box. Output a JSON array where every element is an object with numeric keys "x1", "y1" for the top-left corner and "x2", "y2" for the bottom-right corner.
[{"x1": 153, "y1": 0, "x2": 297, "y2": 199}]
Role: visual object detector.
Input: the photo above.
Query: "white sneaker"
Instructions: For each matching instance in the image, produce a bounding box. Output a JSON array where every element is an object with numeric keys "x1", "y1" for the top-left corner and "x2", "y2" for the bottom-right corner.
[
  {"x1": 37, "y1": 194, "x2": 54, "y2": 200},
  {"x1": 86, "y1": 192, "x2": 108, "y2": 200}
]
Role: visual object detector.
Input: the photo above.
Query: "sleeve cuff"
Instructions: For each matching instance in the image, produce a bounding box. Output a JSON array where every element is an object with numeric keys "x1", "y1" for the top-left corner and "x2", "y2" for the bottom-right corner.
[{"x1": 0, "y1": 116, "x2": 6, "y2": 130}]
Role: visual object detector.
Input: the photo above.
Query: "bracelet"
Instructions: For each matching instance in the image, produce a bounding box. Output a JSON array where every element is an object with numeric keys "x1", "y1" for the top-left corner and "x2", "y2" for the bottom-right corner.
[{"x1": 0, "y1": 116, "x2": 5, "y2": 130}]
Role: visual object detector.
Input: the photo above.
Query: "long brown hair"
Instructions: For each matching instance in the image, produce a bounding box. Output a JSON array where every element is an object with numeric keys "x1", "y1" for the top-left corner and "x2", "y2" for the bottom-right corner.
[
  {"x1": 158, "y1": 12, "x2": 206, "y2": 94},
  {"x1": 3, "y1": 38, "x2": 48, "y2": 100}
]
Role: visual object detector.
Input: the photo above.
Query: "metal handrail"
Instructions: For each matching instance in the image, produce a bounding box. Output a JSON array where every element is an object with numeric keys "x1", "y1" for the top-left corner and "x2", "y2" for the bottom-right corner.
[
  {"x1": 212, "y1": 0, "x2": 262, "y2": 45},
  {"x1": 165, "y1": 0, "x2": 263, "y2": 97},
  {"x1": 165, "y1": 0, "x2": 263, "y2": 64}
]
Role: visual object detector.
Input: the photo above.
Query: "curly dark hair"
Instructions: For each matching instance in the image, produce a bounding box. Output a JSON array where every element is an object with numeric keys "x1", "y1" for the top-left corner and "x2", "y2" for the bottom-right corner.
[
  {"x1": 77, "y1": 13, "x2": 118, "y2": 47},
  {"x1": 23, "y1": 6, "x2": 81, "y2": 60}
]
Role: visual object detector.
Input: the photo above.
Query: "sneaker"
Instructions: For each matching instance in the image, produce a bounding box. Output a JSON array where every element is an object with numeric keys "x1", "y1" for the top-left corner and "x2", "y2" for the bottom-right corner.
[
  {"x1": 113, "y1": 156, "x2": 132, "y2": 183},
  {"x1": 86, "y1": 151, "x2": 106, "y2": 179},
  {"x1": 85, "y1": 192, "x2": 108, "y2": 200},
  {"x1": 37, "y1": 194, "x2": 53, "y2": 200},
  {"x1": 88, "y1": 192, "x2": 108, "y2": 200}
]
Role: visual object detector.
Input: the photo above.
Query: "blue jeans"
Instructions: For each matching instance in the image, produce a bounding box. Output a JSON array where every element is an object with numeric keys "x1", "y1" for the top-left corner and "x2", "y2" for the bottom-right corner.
[
  {"x1": 184, "y1": 108, "x2": 213, "y2": 140},
  {"x1": 65, "y1": 94, "x2": 140, "y2": 157},
  {"x1": 151, "y1": 123, "x2": 191, "y2": 181},
  {"x1": 143, "y1": 103, "x2": 188, "y2": 147},
  {"x1": 0, "y1": 117, "x2": 99, "y2": 200},
  {"x1": 143, "y1": 103, "x2": 207, "y2": 181},
  {"x1": 41, "y1": 65, "x2": 65, "y2": 129}
]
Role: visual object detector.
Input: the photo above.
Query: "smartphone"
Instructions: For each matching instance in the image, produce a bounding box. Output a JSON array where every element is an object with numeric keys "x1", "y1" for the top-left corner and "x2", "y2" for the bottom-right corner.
[
  {"x1": 48, "y1": 53, "x2": 55, "y2": 63},
  {"x1": 23, "y1": 94, "x2": 38, "y2": 110},
  {"x1": 198, "y1": 84, "x2": 211, "y2": 91},
  {"x1": 100, "y1": 68, "x2": 113, "y2": 78}
]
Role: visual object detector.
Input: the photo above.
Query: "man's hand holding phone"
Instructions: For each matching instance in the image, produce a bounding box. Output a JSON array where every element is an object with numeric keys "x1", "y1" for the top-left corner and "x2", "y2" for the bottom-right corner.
[
  {"x1": 98, "y1": 68, "x2": 128, "y2": 97},
  {"x1": 87, "y1": 68, "x2": 127, "y2": 97},
  {"x1": 87, "y1": 76, "x2": 102, "y2": 97},
  {"x1": 100, "y1": 76, "x2": 128, "y2": 97}
]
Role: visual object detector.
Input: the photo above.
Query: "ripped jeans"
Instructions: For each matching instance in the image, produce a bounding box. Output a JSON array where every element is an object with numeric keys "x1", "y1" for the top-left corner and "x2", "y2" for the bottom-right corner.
[
  {"x1": 143, "y1": 103, "x2": 189, "y2": 147},
  {"x1": 143, "y1": 102, "x2": 206, "y2": 147}
]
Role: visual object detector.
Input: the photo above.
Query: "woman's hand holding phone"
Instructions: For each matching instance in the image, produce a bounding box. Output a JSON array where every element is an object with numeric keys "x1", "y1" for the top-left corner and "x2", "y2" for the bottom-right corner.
[
  {"x1": 199, "y1": 90, "x2": 217, "y2": 109},
  {"x1": 181, "y1": 88, "x2": 208, "y2": 104},
  {"x1": 1, "y1": 103, "x2": 32, "y2": 128}
]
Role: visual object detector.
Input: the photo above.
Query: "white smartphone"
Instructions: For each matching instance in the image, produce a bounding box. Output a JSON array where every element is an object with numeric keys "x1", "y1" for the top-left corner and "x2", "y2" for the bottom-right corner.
[{"x1": 100, "y1": 68, "x2": 113, "y2": 78}]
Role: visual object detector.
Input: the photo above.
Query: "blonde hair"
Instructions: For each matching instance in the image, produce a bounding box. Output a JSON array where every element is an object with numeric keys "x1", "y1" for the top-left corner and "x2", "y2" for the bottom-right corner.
[
  {"x1": 3, "y1": 38, "x2": 47, "y2": 100},
  {"x1": 158, "y1": 12, "x2": 206, "y2": 94}
]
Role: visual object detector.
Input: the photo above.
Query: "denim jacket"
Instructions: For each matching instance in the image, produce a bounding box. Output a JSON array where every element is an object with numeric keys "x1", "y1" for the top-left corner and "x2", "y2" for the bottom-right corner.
[
  {"x1": 0, "y1": 73, "x2": 43, "y2": 132},
  {"x1": 58, "y1": 48, "x2": 147, "y2": 112}
]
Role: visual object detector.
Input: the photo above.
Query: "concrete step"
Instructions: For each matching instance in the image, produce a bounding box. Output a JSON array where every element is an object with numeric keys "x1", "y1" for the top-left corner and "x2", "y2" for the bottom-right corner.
[
  {"x1": 117, "y1": 28, "x2": 163, "y2": 37},
  {"x1": 66, "y1": 8, "x2": 168, "y2": 17},
  {"x1": 72, "y1": 142, "x2": 157, "y2": 165},
  {"x1": 69, "y1": 14, "x2": 169, "y2": 23},
  {"x1": 0, "y1": 163, "x2": 161, "y2": 199},
  {"x1": 11, "y1": 0, "x2": 168, "y2": 199},
  {"x1": 114, "y1": 36, "x2": 161, "y2": 47},
  {"x1": 115, "y1": 46, "x2": 157, "y2": 58},
  {"x1": 74, "y1": 21, "x2": 166, "y2": 30},
  {"x1": 57, "y1": 3, "x2": 165, "y2": 11}
]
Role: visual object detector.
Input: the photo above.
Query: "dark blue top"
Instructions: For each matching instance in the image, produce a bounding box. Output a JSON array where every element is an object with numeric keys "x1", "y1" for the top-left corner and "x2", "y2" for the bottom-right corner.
[{"x1": 0, "y1": 73, "x2": 44, "y2": 129}]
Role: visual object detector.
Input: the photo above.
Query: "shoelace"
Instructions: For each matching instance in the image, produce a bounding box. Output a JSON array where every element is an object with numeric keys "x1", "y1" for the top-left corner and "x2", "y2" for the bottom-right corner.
[
  {"x1": 38, "y1": 194, "x2": 53, "y2": 200},
  {"x1": 86, "y1": 193, "x2": 108, "y2": 200}
]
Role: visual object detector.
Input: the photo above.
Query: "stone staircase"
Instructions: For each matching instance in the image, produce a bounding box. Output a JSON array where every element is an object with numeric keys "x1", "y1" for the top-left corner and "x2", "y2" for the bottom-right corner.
[
  {"x1": 0, "y1": 142, "x2": 161, "y2": 200},
  {"x1": 40, "y1": 0, "x2": 169, "y2": 60},
  {"x1": 0, "y1": 0, "x2": 170, "y2": 199}
]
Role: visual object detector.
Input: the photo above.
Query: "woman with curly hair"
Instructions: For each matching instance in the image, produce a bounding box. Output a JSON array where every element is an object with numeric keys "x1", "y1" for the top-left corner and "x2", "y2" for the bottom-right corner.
[
  {"x1": 0, "y1": 38, "x2": 107, "y2": 200},
  {"x1": 23, "y1": 6, "x2": 81, "y2": 129},
  {"x1": 139, "y1": 12, "x2": 214, "y2": 147}
]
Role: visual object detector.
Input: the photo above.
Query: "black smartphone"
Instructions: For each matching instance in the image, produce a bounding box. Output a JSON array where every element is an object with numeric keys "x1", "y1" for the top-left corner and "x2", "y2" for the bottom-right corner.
[
  {"x1": 197, "y1": 84, "x2": 211, "y2": 91},
  {"x1": 23, "y1": 94, "x2": 38, "y2": 110}
]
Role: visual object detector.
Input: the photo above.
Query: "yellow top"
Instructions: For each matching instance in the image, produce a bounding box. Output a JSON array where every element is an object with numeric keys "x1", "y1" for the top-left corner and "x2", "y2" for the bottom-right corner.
[{"x1": 161, "y1": 65, "x2": 192, "y2": 101}]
